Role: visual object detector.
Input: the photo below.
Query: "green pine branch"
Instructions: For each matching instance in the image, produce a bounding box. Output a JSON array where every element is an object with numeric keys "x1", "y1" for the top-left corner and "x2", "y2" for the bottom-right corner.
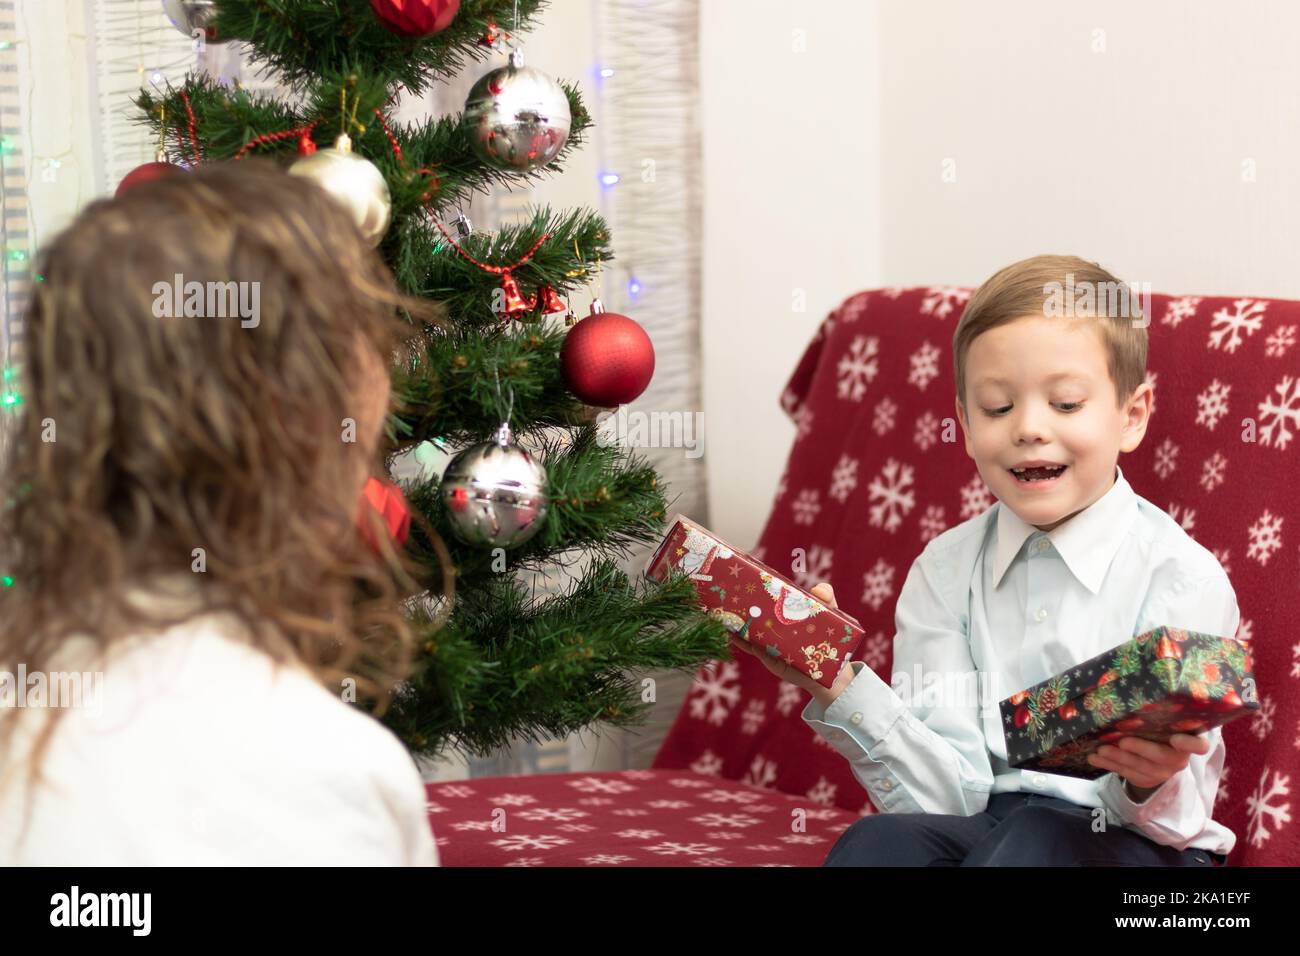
[
  {"x1": 209, "y1": 0, "x2": 550, "y2": 97},
  {"x1": 380, "y1": 560, "x2": 730, "y2": 759}
]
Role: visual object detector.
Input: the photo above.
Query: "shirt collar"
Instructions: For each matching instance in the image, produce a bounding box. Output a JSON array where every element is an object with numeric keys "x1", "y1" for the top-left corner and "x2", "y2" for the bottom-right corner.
[{"x1": 990, "y1": 463, "x2": 1138, "y2": 595}]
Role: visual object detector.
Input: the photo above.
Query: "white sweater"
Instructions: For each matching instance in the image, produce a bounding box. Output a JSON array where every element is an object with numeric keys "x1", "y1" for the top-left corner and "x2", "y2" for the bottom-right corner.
[{"x1": 0, "y1": 597, "x2": 438, "y2": 866}]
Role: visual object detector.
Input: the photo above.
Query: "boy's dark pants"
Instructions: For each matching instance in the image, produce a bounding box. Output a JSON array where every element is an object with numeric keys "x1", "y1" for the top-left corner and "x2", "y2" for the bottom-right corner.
[{"x1": 824, "y1": 792, "x2": 1227, "y2": 866}]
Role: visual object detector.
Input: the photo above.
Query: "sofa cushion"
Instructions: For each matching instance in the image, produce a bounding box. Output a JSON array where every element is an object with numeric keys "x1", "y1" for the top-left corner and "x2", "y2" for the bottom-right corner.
[{"x1": 427, "y1": 769, "x2": 858, "y2": 866}]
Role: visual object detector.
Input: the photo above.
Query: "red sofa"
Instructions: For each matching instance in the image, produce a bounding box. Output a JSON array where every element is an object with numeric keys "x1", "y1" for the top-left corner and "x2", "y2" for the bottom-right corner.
[{"x1": 427, "y1": 286, "x2": 1297, "y2": 866}]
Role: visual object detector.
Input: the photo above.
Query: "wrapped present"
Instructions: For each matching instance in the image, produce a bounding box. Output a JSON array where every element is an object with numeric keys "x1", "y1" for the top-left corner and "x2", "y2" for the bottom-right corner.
[
  {"x1": 1000, "y1": 625, "x2": 1258, "y2": 779},
  {"x1": 644, "y1": 514, "x2": 864, "y2": 689}
]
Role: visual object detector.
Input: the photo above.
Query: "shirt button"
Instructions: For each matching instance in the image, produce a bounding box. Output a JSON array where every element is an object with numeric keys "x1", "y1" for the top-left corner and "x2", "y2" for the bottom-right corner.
[
  {"x1": 1037, "y1": 539, "x2": 1050, "y2": 552},
  {"x1": 881, "y1": 780, "x2": 893, "y2": 791},
  {"x1": 849, "y1": 712, "x2": 863, "y2": 725},
  {"x1": 1032, "y1": 774, "x2": 1048, "y2": 788},
  {"x1": 1036, "y1": 608, "x2": 1048, "y2": 621}
]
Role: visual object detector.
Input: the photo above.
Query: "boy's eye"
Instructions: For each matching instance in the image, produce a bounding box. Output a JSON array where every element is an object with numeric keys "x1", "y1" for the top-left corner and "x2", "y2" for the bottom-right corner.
[{"x1": 983, "y1": 402, "x2": 1083, "y2": 417}]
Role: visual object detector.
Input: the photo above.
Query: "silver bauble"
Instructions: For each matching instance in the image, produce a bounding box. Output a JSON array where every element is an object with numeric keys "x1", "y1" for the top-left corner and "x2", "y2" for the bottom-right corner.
[
  {"x1": 161, "y1": 0, "x2": 226, "y2": 43},
  {"x1": 288, "y1": 134, "x2": 392, "y2": 248},
  {"x1": 440, "y1": 429, "x2": 550, "y2": 548},
  {"x1": 463, "y1": 49, "x2": 571, "y2": 171}
]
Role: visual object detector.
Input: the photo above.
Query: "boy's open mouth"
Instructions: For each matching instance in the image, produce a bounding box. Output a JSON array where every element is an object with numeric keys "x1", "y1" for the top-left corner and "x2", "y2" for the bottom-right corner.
[{"x1": 1009, "y1": 464, "x2": 1068, "y2": 483}]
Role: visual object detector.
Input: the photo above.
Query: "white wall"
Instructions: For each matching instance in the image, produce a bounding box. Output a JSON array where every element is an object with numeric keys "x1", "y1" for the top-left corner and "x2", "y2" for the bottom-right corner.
[
  {"x1": 702, "y1": 0, "x2": 1300, "y2": 549},
  {"x1": 701, "y1": 0, "x2": 884, "y2": 549}
]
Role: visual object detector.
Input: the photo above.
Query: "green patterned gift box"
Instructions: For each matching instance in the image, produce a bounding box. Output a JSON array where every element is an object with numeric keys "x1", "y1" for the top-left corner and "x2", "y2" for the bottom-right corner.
[{"x1": 1000, "y1": 625, "x2": 1258, "y2": 779}]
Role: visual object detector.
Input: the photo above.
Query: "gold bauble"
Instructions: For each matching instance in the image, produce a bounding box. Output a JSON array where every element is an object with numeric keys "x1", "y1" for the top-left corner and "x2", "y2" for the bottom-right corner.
[{"x1": 288, "y1": 134, "x2": 392, "y2": 248}]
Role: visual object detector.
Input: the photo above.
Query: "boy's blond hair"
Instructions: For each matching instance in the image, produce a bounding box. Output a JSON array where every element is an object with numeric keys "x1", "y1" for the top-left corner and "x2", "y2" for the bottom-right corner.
[{"x1": 952, "y1": 254, "x2": 1148, "y2": 411}]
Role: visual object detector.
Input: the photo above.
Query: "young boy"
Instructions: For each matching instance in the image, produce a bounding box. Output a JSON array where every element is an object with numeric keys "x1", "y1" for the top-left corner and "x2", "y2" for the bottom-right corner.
[{"x1": 735, "y1": 254, "x2": 1237, "y2": 866}]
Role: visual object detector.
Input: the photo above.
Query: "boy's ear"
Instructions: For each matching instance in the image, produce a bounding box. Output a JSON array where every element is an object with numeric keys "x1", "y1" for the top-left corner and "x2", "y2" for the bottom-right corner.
[
  {"x1": 1119, "y1": 382, "x2": 1154, "y2": 453},
  {"x1": 954, "y1": 395, "x2": 974, "y2": 458}
]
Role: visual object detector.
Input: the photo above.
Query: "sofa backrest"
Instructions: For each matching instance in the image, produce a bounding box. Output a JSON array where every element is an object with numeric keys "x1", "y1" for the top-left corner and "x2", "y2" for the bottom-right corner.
[{"x1": 653, "y1": 286, "x2": 1298, "y2": 866}]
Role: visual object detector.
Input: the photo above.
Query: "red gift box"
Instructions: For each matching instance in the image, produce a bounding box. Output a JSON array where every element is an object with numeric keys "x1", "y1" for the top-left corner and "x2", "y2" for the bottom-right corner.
[{"x1": 644, "y1": 514, "x2": 864, "y2": 689}]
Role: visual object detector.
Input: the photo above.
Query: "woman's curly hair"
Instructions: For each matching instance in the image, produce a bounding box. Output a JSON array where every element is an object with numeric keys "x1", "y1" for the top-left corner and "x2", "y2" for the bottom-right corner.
[{"x1": 0, "y1": 158, "x2": 450, "y2": 787}]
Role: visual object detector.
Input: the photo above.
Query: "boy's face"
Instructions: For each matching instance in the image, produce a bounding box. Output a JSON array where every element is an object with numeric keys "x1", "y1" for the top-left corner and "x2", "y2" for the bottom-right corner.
[{"x1": 954, "y1": 314, "x2": 1152, "y2": 533}]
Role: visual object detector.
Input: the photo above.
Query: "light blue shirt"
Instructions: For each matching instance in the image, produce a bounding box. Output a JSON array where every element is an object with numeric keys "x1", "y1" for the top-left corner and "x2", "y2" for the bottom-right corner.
[{"x1": 803, "y1": 464, "x2": 1240, "y2": 855}]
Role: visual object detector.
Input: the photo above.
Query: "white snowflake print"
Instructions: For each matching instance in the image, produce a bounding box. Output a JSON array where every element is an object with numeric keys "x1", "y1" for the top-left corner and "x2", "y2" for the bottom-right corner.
[
  {"x1": 743, "y1": 755, "x2": 779, "y2": 789},
  {"x1": 740, "y1": 699, "x2": 767, "y2": 735},
  {"x1": 1194, "y1": 380, "x2": 1231, "y2": 430},
  {"x1": 691, "y1": 749, "x2": 722, "y2": 780},
  {"x1": 778, "y1": 834, "x2": 826, "y2": 846},
  {"x1": 669, "y1": 776, "x2": 715, "y2": 789},
  {"x1": 1167, "y1": 503, "x2": 1196, "y2": 535},
  {"x1": 791, "y1": 488, "x2": 822, "y2": 525},
  {"x1": 1251, "y1": 695, "x2": 1275, "y2": 741},
  {"x1": 689, "y1": 812, "x2": 761, "y2": 829},
  {"x1": 1257, "y1": 376, "x2": 1300, "y2": 450},
  {"x1": 959, "y1": 472, "x2": 994, "y2": 519},
  {"x1": 699, "y1": 788, "x2": 765, "y2": 805},
  {"x1": 1246, "y1": 768, "x2": 1292, "y2": 850},
  {"x1": 829, "y1": 454, "x2": 859, "y2": 503},
  {"x1": 791, "y1": 544, "x2": 833, "y2": 590},
  {"x1": 610, "y1": 808, "x2": 651, "y2": 818},
  {"x1": 450, "y1": 820, "x2": 496, "y2": 832},
  {"x1": 806, "y1": 777, "x2": 838, "y2": 807},
  {"x1": 567, "y1": 776, "x2": 637, "y2": 795},
  {"x1": 920, "y1": 286, "x2": 972, "y2": 320},
  {"x1": 1200, "y1": 452, "x2": 1227, "y2": 493},
  {"x1": 913, "y1": 410, "x2": 941, "y2": 451},
  {"x1": 881, "y1": 286, "x2": 905, "y2": 299},
  {"x1": 836, "y1": 335, "x2": 880, "y2": 401},
  {"x1": 503, "y1": 857, "x2": 546, "y2": 867},
  {"x1": 861, "y1": 632, "x2": 890, "y2": 671},
  {"x1": 1152, "y1": 437, "x2": 1179, "y2": 478},
  {"x1": 424, "y1": 801, "x2": 449, "y2": 815},
  {"x1": 1216, "y1": 765, "x2": 1230, "y2": 807},
  {"x1": 704, "y1": 832, "x2": 746, "y2": 841},
  {"x1": 644, "y1": 799, "x2": 691, "y2": 810},
  {"x1": 775, "y1": 682, "x2": 803, "y2": 717},
  {"x1": 582, "y1": 854, "x2": 635, "y2": 865},
  {"x1": 490, "y1": 834, "x2": 572, "y2": 852},
  {"x1": 918, "y1": 503, "x2": 948, "y2": 542},
  {"x1": 1292, "y1": 639, "x2": 1300, "y2": 679},
  {"x1": 516, "y1": 807, "x2": 590, "y2": 822},
  {"x1": 1162, "y1": 296, "x2": 1202, "y2": 328},
  {"x1": 1246, "y1": 510, "x2": 1283, "y2": 565},
  {"x1": 867, "y1": 458, "x2": 917, "y2": 533},
  {"x1": 435, "y1": 784, "x2": 477, "y2": 799},
  {"x1": 793, "y1": 405, "x2": 814, "y2": 443},
  {"x1": 1212, "y1": 547, "x2": 1232, "y2": 577},
  {"x1": 908, "y1": 341, "x2": 942, "y2": 390},
  {"x1": 775, "y1": 469, "x2": 789, "y2": 502},
  {"x1": 488, "y1": 793, "x2": 539, "y2": 808},
  {"x1": 1208, "y1": 298, "x2": 1267, "y2": 353},
  {"x1": 860, "y1": 558, "x2": 897, "y2": 611},
  {"x1": 780, "y1": 386, "x2": 800, "y2": 416},
  {"x1": 615, "y1": 829, "x2": 664, "y2": 839},
  {"x1": 840, "y1": 293, "x2": 870, "y2": 323},
  {"x1": 1265, "y1": 324, "x2": 1296, "y2": 358},
  {"x1": 646, "y1": 842, "x2": 723, "y2": 857},
  {"x1": 688, "y1": 661, "x2": 742, "y2": 725},
  {"x1": 872, "y1": 396, "x2": 898, "y2": 434}
]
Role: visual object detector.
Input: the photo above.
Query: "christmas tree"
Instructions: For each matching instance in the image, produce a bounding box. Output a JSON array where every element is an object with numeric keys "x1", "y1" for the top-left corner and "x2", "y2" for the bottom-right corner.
[{"x1": 132, "y1": 0, "x2": 726, "y2": 759}]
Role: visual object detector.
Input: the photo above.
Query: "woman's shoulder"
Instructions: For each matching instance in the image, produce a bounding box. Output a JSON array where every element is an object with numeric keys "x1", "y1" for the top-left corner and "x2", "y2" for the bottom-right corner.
[{"x1": 9, "y1": 608, "x2": 437, "y2": 864}]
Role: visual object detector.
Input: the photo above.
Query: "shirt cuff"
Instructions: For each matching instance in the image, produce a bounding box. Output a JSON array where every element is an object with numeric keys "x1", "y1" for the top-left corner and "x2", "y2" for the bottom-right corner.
[
  {"x1": 801, "y1": 661, "x2": 905, "y2": 750},
  {"x1": 1097, "y1": 769, "x2": 1180, "y2": 826}
]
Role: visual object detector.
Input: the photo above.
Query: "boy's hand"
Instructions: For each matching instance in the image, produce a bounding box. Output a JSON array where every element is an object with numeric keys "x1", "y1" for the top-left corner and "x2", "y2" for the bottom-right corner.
[
  {"x1": 729, "y1": 582, "x2": 859, "y2": 710},
  {"x1": 1087, "y1": 733, "x2": 1213, "y2": 800}
]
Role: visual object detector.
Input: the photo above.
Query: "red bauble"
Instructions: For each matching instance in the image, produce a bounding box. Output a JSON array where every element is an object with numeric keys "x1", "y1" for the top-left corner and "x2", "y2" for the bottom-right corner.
[
  {"x1": 115, "y1": 161, "x2": 182, "y2": 197},
  {"x1": 560, "y1": 308, "x2": 655, "y2": 407},
  {"x1": 370, "y1": 0, "x2": 459, "y2": 37},
  {"x1": 357, "y1": 477, "x2": 412, "y2": 553}
]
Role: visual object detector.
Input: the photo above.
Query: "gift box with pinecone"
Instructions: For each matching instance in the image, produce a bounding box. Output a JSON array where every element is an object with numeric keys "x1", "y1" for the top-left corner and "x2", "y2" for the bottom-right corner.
[{"x1": 1000, "y1": 625, "x2": 1258, "y2": 779}]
